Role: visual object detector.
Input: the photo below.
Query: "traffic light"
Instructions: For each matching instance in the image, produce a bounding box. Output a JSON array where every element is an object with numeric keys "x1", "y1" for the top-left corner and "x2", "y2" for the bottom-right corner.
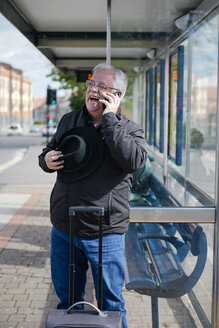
[{"x1": 47, "y1": 89, "x2": 57, "y2": 105}]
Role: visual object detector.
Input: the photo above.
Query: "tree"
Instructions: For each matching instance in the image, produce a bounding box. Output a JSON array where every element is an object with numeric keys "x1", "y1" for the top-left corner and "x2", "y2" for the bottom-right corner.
[
  {"x1": 47, "y1": 68, "x2": 86, "y2": 110},
  {"x1": 190, "y1": 128, "x2": 204, "y2": 148}
]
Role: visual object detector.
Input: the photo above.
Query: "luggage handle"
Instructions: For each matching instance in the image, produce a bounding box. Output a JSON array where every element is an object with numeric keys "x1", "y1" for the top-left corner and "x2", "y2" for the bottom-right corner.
[
  {"x1": 69, "y1": 206, "x2": 104, "y2": 216},
  {"x1": 66, "y1": 301, "x2": 107, "y2": 317},
  {"x1": 68, "y1": 206, "x2": 105, "y2": 310}
]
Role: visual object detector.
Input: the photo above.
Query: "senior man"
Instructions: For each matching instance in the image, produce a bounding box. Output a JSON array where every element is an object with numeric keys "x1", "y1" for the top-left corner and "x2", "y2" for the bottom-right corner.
[{"x1": 39, "y1": 63, "x2": 147, "y2": 328}]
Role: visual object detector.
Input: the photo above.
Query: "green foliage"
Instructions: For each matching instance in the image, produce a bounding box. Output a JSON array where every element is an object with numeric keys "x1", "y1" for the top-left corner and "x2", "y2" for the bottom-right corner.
[
  {"x1": 47, "y1": 68, "x2": 77, "y2": 90},
  {"x1": 190, "y1": 128, "x2": 204, "y2": 148},
  {"x1": 121, "y1": 75, "x2": 133, "y2": 116},
  {"x1": 33, "y1": 121, "x2": 44, "y2": 125},
  {"x1": 69, "y1": 84, "x2": 87, "y2": 110},
  {"x1": 47, "y1": 68, "x2": 86, "y2": 110}
]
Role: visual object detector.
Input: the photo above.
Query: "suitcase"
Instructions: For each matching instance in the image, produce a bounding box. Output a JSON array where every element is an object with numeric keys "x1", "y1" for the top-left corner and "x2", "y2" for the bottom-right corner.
[{"x1": 46, "y1": 206, "x2": 123, "y2": 328}]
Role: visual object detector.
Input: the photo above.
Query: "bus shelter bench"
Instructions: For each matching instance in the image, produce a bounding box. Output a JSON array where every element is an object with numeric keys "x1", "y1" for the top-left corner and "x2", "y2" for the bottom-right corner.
[{"x1": 125, "y1": 222, "x2": 207, "y2": 328}]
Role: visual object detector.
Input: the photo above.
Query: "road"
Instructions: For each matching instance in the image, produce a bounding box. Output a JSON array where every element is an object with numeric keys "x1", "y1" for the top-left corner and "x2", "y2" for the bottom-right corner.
[
  {"x1": 0, "y1": 134, "x2": 46, "y2": 167},
  {"x1": 0, "y1": 133, "x2": 56, "y2": 232},
  {"x1": 0, "y1": 133, "x2": 47, "y2": 149},
  {"x1": 0, "y1": 134, "x2": 56, "y2": 186}
]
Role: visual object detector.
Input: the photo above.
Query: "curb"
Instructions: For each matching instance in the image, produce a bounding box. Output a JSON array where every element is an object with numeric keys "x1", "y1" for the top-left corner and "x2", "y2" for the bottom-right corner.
[{"x1": 0, "y1": 148, "x2": 26, "y2": 173}]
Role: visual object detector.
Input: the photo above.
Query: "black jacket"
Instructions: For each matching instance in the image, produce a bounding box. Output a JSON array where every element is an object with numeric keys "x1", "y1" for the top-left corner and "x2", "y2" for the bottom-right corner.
[{"x1": 39, "y1": 106, "x2": 147, "y2": 237}]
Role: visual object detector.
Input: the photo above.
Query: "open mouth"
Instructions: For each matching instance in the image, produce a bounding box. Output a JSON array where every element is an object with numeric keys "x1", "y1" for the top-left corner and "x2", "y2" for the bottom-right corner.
[{"x1": 90, "y1": 94, "x2": 100, "y2": 101}]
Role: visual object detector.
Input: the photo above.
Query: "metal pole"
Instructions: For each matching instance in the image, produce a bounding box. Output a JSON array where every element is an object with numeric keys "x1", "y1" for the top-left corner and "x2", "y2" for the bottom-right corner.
[
  {"x1": 68, "y1": 212, "x2": 75, "y2": 307},
  {"x1": 98, "y1": 213, "x2": 103, "y2": 310},
  {"x1": 211, "y1": 21, "x2": 219, "y2": 328},
  {"x1": 163, "y1": 45, "x2": 169, "y2": 186},
  {"x1": 106, "y1": 0, "x2": 111, "y2": 64},
  {"x1": 46, "y1": 104, "x2": 49, "y2": 144},
  {"x1": 151, "y1": 296, "x2": 159, "y2": 328}
]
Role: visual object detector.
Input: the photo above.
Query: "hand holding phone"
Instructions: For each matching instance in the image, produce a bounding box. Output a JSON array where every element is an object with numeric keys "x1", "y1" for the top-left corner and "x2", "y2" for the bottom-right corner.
[{"x1": 101, "y1": 92, "x2": 120, "y2": 113}]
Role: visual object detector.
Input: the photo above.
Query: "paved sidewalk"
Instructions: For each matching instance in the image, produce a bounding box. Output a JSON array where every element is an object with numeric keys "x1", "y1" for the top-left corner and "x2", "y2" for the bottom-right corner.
[{"x1": 0, "y1": 145, "x2": 204, "y2": 328}]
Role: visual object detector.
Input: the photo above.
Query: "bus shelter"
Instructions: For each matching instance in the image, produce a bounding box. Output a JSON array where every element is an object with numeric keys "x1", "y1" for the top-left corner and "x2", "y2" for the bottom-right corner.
[{"x1": 0, "y1": 0, "x2": 219, "y2": 326}]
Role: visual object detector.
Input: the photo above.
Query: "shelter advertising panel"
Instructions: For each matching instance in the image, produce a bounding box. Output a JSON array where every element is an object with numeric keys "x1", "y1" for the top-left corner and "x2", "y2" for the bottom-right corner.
[{"x1": 168, "y1": 46, "x2": 184, "y2": 165}]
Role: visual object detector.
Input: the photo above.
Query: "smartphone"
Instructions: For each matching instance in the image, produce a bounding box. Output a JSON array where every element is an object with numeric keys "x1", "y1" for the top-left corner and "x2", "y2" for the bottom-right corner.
[
  {"x1": 103, "y1": 92, "x2": 119, "y2": 109},
  {"x1": 103, "y1": 98, "x2": 109, "y2": 109}
]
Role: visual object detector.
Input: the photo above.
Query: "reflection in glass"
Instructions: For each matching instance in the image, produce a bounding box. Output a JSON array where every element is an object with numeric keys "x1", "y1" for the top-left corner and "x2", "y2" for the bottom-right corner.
[
  {"x1": 190, "y1": 15, "x2": 218, "y2": 199},
  {"x1": 191, "y1": 223, "x2": 213, "y2": 324},
  {"x1": 133, "y1": 74, "x2": 144, "y2": 126},
  {"x1": 149, "y1": 68, "x2": 154, "y2": 145},
  {"x1": 145, "y1": 70, "x2": 150, "y2": 142},
  {"x1": 155, "y1": 65, "x2": 161, "y2": 149},
  {"x1": 169, "y1": 52, "x2": 178, "y2": 160},
  {"x1": 145, "y1": 68, "x2": 155, "y2": 145},
  {"x1": 168, "y1": 46, "x2": 184, "y2": 166}
]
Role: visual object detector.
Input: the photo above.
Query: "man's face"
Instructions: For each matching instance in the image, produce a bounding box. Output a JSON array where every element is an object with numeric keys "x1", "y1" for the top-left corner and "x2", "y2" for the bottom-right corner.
[{"x1": 85, "y1": 69, "x2": 115, "y2": 116}]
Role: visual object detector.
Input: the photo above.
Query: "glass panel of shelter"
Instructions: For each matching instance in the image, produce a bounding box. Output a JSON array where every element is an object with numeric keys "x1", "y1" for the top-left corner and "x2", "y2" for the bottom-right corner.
[{"x1": 111, "y1": 2, "x2": 219, "y2": 327}]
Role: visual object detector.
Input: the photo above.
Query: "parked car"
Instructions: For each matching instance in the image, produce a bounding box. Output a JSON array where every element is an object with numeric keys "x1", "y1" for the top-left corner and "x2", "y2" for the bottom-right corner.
[
  {"x1": 42, "y1": 124, "x2": 57, "y2": 137},
  {"x1": 7, "y1": 123, "x2": 23, "y2": 136},
  {"x1": 29, "y1": 124, "x2": 41, "y2": 133}
]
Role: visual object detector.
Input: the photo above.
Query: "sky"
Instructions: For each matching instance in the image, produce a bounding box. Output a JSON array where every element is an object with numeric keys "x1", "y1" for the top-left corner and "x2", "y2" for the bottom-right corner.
[{"x1": 0, "y1": 13, "x2": 62, "y2": 100}]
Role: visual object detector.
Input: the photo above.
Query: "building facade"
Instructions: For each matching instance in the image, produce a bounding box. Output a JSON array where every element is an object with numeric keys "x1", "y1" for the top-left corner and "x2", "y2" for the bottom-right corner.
[{"x1": 0, "y1": 62, "x2": 33, "y2": 134}]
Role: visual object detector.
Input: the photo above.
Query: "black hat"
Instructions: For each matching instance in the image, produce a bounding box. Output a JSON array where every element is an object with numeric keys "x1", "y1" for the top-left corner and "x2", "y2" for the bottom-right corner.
[{"x1": 56, "y1": 127, "x2": 104, "y2": 183}]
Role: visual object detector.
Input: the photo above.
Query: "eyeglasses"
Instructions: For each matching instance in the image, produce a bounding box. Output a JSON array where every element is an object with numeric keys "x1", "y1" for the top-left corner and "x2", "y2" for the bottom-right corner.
[{"x1": 85, "y1": 79, "x2": 120, "y2": 94}]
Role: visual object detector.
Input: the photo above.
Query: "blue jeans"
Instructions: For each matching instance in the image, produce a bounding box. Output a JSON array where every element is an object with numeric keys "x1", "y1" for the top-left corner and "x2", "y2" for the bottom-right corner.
[{"x1": 51, "y1": 226, "x2": 128, "y2": 328}]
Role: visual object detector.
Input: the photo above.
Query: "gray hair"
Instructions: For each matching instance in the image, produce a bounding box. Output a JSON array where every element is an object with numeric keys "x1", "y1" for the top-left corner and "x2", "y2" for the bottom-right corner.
[{"x1": 92, "y1": 63, "x2": 128, "y2": 100}]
